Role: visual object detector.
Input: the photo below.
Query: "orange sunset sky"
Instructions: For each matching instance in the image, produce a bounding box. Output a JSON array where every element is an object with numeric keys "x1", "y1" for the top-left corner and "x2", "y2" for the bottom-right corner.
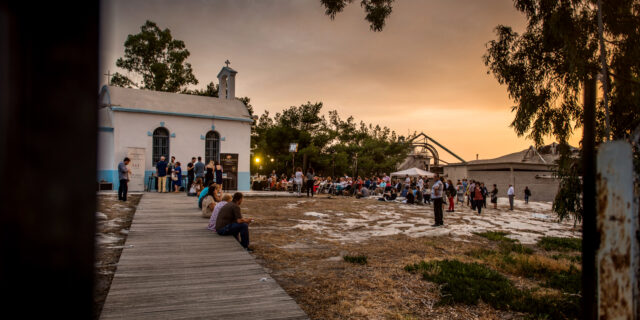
[{"x1": 100, "y1": 0, "x2": 582, "y2": 163}]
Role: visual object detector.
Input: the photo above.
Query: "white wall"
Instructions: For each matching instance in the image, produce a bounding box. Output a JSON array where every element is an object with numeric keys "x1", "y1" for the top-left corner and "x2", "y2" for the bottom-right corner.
[{"x1": 111, "y1": 111, "x2": 250, "y2": 175}]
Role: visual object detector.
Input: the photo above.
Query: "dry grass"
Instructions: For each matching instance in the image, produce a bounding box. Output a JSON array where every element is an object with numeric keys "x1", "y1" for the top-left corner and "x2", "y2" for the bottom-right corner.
[{"x1": 243, "y1": 196, "x2": 528, "y2": 319}]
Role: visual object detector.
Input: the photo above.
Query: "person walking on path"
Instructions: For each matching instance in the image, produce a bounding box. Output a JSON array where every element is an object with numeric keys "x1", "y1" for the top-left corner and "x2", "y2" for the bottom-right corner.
[
  {"x1": 524, "y1": 186, "x2": 531, "y2": 204},
  {"x1": 194, "y1": 157, "x2": 205, "y2": 183},
  {"x1": 187, "y1": 157, "x2": 196, "y2": 192},
  {"x1": 431, "y1": 177, "x2": 444, "y2": 226},
  {"x1": 156, "y1": 156, "x2": 168, "y2": 193},
  {"x1": 490, "y1": 184, "x2": 498, "y2": 209},
  {"x1": 473, "y1": 184, "x2": 484, "y2": 214},
  {"x1": 215, "y1": 192, "x2": 253, "y2": 250},
  {"x1": 306, "y1": 167, "x2": 315, "y2": 197},
  {"x1": 118, "y1": 157, "x2": 131, "y2": 201},
  {"x1": 172, "y1": 161, "x2": 182, "y2": 192},
  {"x1": 507, "y1": 184, "x2": 515, "y2": 210}
]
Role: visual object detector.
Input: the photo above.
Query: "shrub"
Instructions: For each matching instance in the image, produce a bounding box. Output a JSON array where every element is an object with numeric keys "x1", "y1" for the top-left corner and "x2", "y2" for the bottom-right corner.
[
  {"x1": 537, "y1": 237, "x2": 581, "y2": 252},
  {"x1": 551, "y1": 253, "x2": 582, "y2": 263},
  {"x1": 543, "y1": 265, "x2": 581, "y2": 294},
  {"x1": 405, "y1": 259, "x2": 581, "y2": 319},
  {"x1": 343, "y1": 255, "x2": 367, "y2": 265}
]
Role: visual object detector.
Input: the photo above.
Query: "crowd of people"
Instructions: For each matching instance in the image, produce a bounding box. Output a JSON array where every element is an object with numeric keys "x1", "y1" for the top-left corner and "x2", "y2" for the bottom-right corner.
[
  {"x1": 116, "y1": 155, "x2": 532, "y2": 249},
  {"x1": 251, "y1": 170, "x2": 530, "y2": 226}
]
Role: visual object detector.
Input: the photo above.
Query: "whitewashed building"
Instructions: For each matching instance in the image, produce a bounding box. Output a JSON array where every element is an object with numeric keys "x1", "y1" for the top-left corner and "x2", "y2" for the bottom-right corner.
[{"x1": 97, "y1": 66, "x2": 252, "y2": 191}]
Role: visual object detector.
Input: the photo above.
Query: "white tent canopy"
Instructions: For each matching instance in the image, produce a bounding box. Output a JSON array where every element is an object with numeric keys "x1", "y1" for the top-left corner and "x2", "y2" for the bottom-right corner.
[{"x1": 390, "y1": 167, "x2": 436, "y2": 178}]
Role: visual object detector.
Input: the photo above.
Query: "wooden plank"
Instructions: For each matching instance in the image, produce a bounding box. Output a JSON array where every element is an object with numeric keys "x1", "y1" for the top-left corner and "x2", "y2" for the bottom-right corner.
[{"x1": 100, "y1": 192, "x2": 307, "y2": 319}]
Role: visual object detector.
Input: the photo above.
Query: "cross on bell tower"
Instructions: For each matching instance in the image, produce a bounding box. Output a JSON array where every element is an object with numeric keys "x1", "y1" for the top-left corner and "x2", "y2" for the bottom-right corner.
[
  {"x1": 225, "y1": 59, "x2": 230, "y2": 67},
  {"x1": 217, "y1": 61, "x2": 237, "y2": 100}
]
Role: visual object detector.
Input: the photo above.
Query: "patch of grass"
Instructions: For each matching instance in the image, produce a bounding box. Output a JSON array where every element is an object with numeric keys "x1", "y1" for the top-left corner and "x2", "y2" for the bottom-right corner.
[
  {"x1": 499, "y1": 242, "x2": 534, "y2": 255},
  {"x1": 551, "y1": 253, "x2": 582, "y2": 263},
  {"x1": 537, "y1": 237, "x2": 581, "y2": 252},
  {"x1": 465, "y1": 248, "x2": 496, "y2": 259},
  {"x1": 543, "y1": 265, "x2": 581, "y2": 294},
  {"x1": 497, "y1": 253, "x2": 570, "y2": 279},
  {"x1": 343, "y1": 255, "x2": 367, "y2": 265},
  {"x1": 474, "y1": 231, "x2": 515, "y2": 243},
  {"x1": 405, "y1": 259, "x2": 580, "y2": 319}
]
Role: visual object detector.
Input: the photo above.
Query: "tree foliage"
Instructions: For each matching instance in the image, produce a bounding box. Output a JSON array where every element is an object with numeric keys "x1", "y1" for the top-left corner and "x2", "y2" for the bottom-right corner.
[
  {"x1": 320, "y1": 0, "x2": 394, "y2": 31},
  {"x1": 251, "y1": 102, "x2": 410, "y2": 177},
  {"x1": 483, "y1": 0, "x2": 640, "y2": 222},
  {"x1": 111, "y1": 20, "x2": 198, "y2": 92}
]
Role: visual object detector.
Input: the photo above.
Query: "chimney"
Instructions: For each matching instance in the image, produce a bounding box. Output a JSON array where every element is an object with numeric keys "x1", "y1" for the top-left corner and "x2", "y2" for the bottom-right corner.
[{"x1": 476, "y1": 154, "x2": 479, "y2": 160}]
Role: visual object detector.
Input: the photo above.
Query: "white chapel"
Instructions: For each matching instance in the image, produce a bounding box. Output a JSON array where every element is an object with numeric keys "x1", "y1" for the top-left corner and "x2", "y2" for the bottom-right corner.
[{"x1": 97, "y1": 65, "x2": 252, "y2": 191}]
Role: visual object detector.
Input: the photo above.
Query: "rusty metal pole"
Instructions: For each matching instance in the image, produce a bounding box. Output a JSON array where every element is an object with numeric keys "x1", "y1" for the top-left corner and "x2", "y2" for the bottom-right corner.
[
  {"x1": 596, "y1": 141, "x2": 637, "y2": 318},
  {"x1": 582, "y1": 76, "x2": 598, "y2": 320}
]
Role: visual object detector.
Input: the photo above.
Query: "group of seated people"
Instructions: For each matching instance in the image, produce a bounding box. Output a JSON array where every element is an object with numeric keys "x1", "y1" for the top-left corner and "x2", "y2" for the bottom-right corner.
[{"x1": 190, "y1": 178, "x2": 253, "y2": 251}]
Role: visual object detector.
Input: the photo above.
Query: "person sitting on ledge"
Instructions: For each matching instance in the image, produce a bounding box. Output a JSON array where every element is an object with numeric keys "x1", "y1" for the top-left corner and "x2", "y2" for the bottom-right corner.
[
  {"x1": 208, "y1": 193, "x2": 232, "y2": 232},
  {"x1": 215, "y1": 192, "x2": 253, "y2": 250},
  {"x1": 198, "y1": 181, "x2": 214, "y2": 209},
  {"x1": 201, "y1": 187, "x2": 217, "y2": 218}
]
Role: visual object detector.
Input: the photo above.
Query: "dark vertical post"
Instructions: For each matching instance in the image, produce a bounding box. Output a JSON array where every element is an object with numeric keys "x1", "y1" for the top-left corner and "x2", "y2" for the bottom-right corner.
[
  {"x1": 582, "y1": 76, "x2": 598, "y2": 319},
  {"x1": 0, "y1": 1, "x2": 98, "y2": 318}
]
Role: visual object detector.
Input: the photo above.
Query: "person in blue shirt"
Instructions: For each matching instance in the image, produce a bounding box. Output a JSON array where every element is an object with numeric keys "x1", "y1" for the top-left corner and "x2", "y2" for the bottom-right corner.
[
  {"x1": 156, "y1": 156, "x2": 168, "y2": 192},
  {"x1": 198, "y1": 181, "x2": 215, "y2": 209},
  {"x1": 172, "y1": 161, "x2": 182, "y2": 192},
  {"x1": 118, "y1": 157, "x2": 131, "y2": 201}
]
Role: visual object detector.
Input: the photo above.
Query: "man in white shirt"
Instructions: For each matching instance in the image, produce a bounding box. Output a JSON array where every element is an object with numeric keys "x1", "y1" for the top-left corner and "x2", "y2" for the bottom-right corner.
[
  {"x1": 417, "y1": 177, "x2": 424, "y2": 191},
  {"x1": 431, "y1": 177, "x2": 444, "y2": 226},
  {"x1": 507, "y1": 184, "x2": 515, "y2": 210}
]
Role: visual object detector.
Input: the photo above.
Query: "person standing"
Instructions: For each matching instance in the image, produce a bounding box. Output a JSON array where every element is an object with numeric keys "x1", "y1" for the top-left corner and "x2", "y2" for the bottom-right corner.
[
  {"x1": 205, "y1": 160, "x2": 215, "y2": 186},
  {"x1": 215, "y1": 192, "x2": 253, "y2": 250},
  {"x1": 507, "y1": 184, "x2": 515, "y2": 210},
  {"x1": 156, "y1": 156, "x2": 168, "y2": 193},
  {"x1": 187, "y1": 157, "x2": 196, "y2": 192},
  {"x1": 431, "y1": 177, "x2": 444, "y2": 226},
  {"x1": 167, "y1": 156, "x2": 176, "y2": 193},
  {"x1": 194, "y1": 156, "x2": 205, "y2": 183},
  {"x1": 524, "y1": 186, "x2": 531, "y2": 204},
  {"x1": 173, "y1": 161, "x2": 182, "y2": 192},
  {"x1": 294, "y1": 167, "x2": 303, "y2": 196},
  {"x1": 306, "y1": 167, "x2": 315, "y2": 197},
  {"x1": 456, "y1": 180, "x2": 464, "y2": 204},
  {"x1": 215, "y1": 162, "x2": 223, "y2": 189},
  {"x1": 473, "y1": 184, "x2": 484, "y2": 214},
  {"x1": 118, "y1": 157, "x2": 131, "y2": 201},
  {"x1": 490, "y1": 184, "x2": 499, "y2": 209}
]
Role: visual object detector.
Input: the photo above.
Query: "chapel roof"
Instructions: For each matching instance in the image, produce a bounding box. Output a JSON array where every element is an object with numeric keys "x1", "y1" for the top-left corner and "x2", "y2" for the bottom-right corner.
[{"x1": 99, "y1": 85, "x2": 252, "y2": 122}]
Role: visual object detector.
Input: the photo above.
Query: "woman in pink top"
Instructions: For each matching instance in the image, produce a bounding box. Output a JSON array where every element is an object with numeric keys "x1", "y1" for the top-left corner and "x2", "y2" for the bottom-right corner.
[{"x1": 208, "y1": 194, "x2": 232, "y2": 231}]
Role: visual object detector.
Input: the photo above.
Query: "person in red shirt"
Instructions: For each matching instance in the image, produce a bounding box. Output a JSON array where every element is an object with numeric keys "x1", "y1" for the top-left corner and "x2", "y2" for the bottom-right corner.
[{"x1": 473, "y1": 183, "x2": 484, "y2": 214}]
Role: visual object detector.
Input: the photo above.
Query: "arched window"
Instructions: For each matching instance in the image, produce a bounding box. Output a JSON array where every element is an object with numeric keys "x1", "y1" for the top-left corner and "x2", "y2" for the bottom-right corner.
[
  {"x1": 152, "y1": 127, "x2": 169, "y2": 165},
  {"x1": 205, "y1": 131, "x2": 220, "y2": 164}
]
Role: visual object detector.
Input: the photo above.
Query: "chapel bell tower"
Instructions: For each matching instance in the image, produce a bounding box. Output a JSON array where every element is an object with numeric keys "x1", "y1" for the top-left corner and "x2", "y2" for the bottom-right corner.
[{"x1": 217, "y1": 60, "x2": 237, "y2": 100}]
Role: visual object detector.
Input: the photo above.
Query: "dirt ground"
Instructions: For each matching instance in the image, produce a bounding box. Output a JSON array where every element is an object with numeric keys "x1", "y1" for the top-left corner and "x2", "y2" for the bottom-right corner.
[
  {"x1": 94, "y1": 193, "x2": 141, "y2": 320},
  {"x1": 241, "y1": 195, "x2": 580, "y2": 320}
]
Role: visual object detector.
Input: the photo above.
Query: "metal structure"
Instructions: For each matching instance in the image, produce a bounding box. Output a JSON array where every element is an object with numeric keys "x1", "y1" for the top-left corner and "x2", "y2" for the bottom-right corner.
[{"x1": 398, "y1": 132, "x2": 466, "y2": 172}]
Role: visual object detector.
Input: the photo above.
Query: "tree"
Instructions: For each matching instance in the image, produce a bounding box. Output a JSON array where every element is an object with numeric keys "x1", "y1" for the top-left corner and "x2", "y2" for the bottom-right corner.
[
  {"x1": 320, "y1": 0, "x2": 394, "y2": 31},
  {"x1": 184, "y1": 81, "x2": 218, "y2": 97},
  {"x1": 110, "y1": 20, "x2": 198, "y2": 92},
  {"x1": 483, "y1": 0, "x2": 640, "y2": 223}
]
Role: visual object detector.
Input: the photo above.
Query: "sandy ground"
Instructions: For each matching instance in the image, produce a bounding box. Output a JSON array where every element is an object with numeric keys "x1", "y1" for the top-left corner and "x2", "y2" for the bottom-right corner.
[
  {"x1": 241, "y1": 195, "x2": 580, "y2": 320},
  {"x1": 94, "y1": 193, "x2": 141, "y2": 320}
]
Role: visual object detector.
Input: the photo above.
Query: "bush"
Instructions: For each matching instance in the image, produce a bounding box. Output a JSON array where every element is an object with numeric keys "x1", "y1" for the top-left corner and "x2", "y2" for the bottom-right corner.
[
  {"x1": 551, "y1": 253, "x2": 582, "y2": 263},
  {"x1": 405, "y1": 259, "x2": 580, "y2": 319},
  {"x1": 343, "y1": 255, "x2": 367, "y2": 264},
  {"x1": 537, "y1": 237, "x2": 581, "y2": 252},
  {"x1": 499, "y1": 242, "x2": 534, "y2": 255}
]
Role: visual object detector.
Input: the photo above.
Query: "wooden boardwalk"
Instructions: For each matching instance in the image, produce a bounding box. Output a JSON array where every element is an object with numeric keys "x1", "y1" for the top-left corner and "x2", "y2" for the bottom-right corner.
[{"x1": 101, "y1": 192, "x2": 307, "y2": 320}]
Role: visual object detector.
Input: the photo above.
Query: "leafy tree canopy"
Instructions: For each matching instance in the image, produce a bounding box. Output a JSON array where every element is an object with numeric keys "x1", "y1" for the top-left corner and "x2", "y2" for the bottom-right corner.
[
  {"x1": 251, "y1": 102, "x2": 410, "y2": 177},
  {"x1": 321, "y1": 0, "x2": 394, "y2": 31},
  {"x1": 111, "y1": 20, "x2": 198, "y2": 92}
]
